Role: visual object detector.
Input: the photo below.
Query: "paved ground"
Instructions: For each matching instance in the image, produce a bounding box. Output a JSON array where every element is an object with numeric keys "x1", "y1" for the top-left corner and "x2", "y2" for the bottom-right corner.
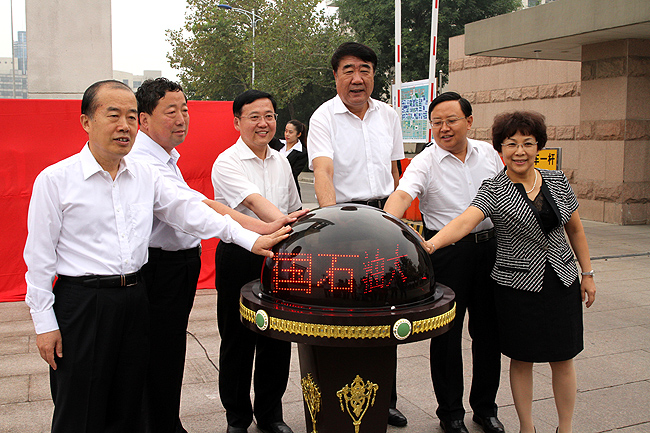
[{"x1": 1, "y1": 176, "x2": 649, "y2": 432}]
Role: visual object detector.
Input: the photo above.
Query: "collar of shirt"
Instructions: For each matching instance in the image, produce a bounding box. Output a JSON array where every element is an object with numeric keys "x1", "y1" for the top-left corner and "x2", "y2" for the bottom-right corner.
[
  {"x1": 332, "y1": 94, "x2": 379, "y2": 117},
  {"x1": 80, "y1": 142, "x2": 133, "y2": 180},
  {"x1": 233, "y1": 136, "x2": 281, "y2": 162},
  {"x1": 431, "y1": 138, "x2": 479, "y2": 164},
  {"x1": 280, "y1": 140, "x2": 303, "y2": 154},
  {"x1": 133, "y1": 130, "x2": 181, "y2": 168}
]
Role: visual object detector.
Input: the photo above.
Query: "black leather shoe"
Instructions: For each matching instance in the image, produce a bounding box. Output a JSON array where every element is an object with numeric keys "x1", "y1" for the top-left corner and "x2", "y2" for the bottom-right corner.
[
  {"x1": 387, "y1": 407, "x2": 408, "y2": 427},
  {"x1": 472, "y1": 414, "x2": 505, "y2": 433},
  {"x1": 257, "y1": 421, "x2": 294, "y2": 433},
  {"x1": 440, "y1": 419, "x2": 469, "y2": 433},
  {"x1": 226, "y1": 426, "x2": 248, "y2": 433}
]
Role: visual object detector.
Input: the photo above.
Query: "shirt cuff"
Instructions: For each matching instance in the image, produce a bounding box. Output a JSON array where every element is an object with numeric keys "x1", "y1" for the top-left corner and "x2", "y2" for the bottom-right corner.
[
  {"x1": 232, "y1": 227, "x2": 261, "y2": 252},
  {"x1": 31, "y1": 308, "x2": 59, "y2": 335}
]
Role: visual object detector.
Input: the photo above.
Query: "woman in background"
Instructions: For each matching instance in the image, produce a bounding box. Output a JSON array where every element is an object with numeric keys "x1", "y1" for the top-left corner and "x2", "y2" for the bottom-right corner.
[
  {"x1": 425, "y1": 111, "x2": 596, "y2": 433},
  {"x1": 274, "y1": 119, "x2": 308, "y2": 195}
]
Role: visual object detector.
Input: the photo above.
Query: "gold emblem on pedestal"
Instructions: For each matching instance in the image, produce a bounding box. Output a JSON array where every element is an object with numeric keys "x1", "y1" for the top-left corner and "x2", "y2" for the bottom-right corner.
[
  {"x1": 336, "y1": 375, "x2": 379, "y2": 433},
  {"x1": 301, "y1": 373, "x2": 321, "y2": 433}
]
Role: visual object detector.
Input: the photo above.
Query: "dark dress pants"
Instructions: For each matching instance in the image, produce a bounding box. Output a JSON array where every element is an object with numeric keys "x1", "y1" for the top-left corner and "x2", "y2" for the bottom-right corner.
[
  {"x1": 215, "y1": 242, "x2": 291, "y2": 428},
  {"x1": 141, "y1": 247, "x2": 201, "y2": 433},
  {"x1": 429, "y1": 238, "x2": 501, "y2": 422},
  {"x1": 50, "y1": 277, "x2": 149, "y2": 433}
]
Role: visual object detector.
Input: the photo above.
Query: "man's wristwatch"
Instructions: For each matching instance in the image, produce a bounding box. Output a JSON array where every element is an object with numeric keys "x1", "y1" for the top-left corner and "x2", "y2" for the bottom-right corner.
[{"x1": 581, "y1": 270, "x2": 595, "y2": 276}]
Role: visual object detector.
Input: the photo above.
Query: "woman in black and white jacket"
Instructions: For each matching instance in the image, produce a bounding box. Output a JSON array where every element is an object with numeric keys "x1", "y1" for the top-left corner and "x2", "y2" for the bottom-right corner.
[{"x1": 425, "y1": 111, "x2": 596, "y2": 433}]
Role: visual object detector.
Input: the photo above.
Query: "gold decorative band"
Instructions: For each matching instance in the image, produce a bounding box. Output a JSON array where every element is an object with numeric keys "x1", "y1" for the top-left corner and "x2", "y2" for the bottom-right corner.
[
  {"x1": 412, "y1": 303, "x2": 456, "y2": 334},
  {"x1": 240, "y1": 301, "x2": 456, "y2": 340}
]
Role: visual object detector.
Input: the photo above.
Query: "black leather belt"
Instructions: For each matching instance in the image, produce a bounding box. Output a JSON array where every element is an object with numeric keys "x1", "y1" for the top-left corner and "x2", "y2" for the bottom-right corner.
[
  {"x1": 424, "y1": 228, "x2": 495, "y2": 243},
  {"x1": 57, "y1": 272, "x2": 141, "y2": 288},
  {"x1": 348, "y1": 197, "x2": 388, "y2": 209},
  {"x1": 148, "y1": 245, "x2": 201, "y2": 260}
]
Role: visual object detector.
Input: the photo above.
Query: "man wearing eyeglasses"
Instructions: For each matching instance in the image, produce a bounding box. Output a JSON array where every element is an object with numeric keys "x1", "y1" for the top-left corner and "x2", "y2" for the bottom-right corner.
[
  {"x1": 384, "y1": 92, "x2": 505, "y2": 433},
  {"x1": 308, "y1": 42, "x2": 408, "y2": 427},
  {"x1": 127, "y1": 78, "x2": 301, "y2": 433},
  {"x1": 211, "y1": 90, "x2": 301, "y2": 433}
]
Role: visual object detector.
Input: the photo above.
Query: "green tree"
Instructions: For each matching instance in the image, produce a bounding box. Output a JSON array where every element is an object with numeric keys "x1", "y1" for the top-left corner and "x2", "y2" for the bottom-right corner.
[
  {"x1": 167, "y1": 0, "x2": 344, "y2": 117},
  {"x1": 335, "y1": 0, "x2": 520, "y2": 98}
]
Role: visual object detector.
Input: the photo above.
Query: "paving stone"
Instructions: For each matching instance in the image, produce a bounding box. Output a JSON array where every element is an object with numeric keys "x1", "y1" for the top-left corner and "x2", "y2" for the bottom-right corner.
[
  {"x1": 0, "y1": 301, "x2": 31, "y2": 323},
  {"x1": 28, "y1": 373, "x2": 51, "y2": 402},
  {"x1": 0, "y1": 399, "x2": 53, "y2": 433},
  {"x1": 0, "y1": 375, "x2": 28, "y2": 404},
  {"x1": 0, "y1": 352, "x2": 48, "y2": 377},
  {"x1": 0, "y1": 336, "x2": 30, "y2": 355}
]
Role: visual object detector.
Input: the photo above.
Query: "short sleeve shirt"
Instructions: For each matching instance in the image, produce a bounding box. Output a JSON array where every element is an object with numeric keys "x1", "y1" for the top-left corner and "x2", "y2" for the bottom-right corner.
[
  {"x1": 397, "y1": 138, "x2": 504, "y2": 232},
  {"x1": 211, "y1": 137, "x2": 302, "y2": 219},
  {"x1": 308, "y1": 95, "x2": 404, "y2": 203}
]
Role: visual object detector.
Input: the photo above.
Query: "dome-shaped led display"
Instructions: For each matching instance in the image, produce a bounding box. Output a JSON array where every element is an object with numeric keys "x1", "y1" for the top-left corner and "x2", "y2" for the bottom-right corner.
[{"x1": 260, "y1": 204, "x2": 438, "y2": 311}]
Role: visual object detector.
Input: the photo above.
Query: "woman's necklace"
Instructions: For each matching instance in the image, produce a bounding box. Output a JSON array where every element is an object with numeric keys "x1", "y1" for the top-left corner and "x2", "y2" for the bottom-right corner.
[{"x1": 526, "y1": 169, "x2": 538, "y2": 194}]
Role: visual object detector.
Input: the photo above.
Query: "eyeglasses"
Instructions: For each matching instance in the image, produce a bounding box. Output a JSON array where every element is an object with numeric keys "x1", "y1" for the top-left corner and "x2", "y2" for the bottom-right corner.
[
  {"x1": 429, "y1": 117, "x2": 466, "y2": 129},
  {"x1": 502, "y1": 141, "x2": 538, "y2": 150},
  {"x1": 238, "y1": 113, "x2": 278, "y2": 123}
]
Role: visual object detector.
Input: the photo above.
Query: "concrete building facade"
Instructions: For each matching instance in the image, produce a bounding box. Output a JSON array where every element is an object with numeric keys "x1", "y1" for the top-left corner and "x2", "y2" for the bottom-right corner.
[
  {"x1": 25, "y1": 0, "x2": 113, "y2": 99},
  {"x1": 0, "y1": 57, "x2": 28, "y2": 99},
  {"x1": 113, "y1": 70, "x2": 162, "y2": 92}
]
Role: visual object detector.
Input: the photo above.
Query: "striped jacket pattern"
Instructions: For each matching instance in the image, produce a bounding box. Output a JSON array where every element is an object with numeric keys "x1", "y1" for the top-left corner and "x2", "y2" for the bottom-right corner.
[{"x1": 471, "y1": 168, "x2": 579, "y2": 292}]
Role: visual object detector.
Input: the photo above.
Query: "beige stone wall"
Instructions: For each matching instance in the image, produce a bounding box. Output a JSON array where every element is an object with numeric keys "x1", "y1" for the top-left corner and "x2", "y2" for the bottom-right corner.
[
  {"x1": 446, "y1": 34, "x2": 650, "y2": 224},
  {"x1": 447, "y1": 34, "x2": 581, "y2": 151}
]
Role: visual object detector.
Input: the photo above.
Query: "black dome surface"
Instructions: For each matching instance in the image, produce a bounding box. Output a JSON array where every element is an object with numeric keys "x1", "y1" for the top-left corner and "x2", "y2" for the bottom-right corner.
[{"x1": 260, "y1": 204, "x2": 437, "y2": 311}]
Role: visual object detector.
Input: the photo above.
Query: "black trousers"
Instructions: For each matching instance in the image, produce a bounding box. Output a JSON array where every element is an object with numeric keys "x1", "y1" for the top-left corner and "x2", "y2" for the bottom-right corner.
[
  {"x1": 429, "y1": 237, "x2": 502, "y2": 421},
  {"x1": 215, "y1": 242, "x2": 291, "y2": 428},
  {"x1": 50, "y1": 276, "x2": 149, "y2": 433},
  {"x1": 140, "y1": 247, "x2": 201, "y2": 433}
]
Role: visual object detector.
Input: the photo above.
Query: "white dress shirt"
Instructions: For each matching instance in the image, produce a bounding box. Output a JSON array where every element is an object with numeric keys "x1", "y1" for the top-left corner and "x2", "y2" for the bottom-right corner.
[
  {"x1": 278, "y1": 139, "x2": 303, "y2": 158},
  {"x1": 127, "y1": 130, "x2": 202, "y2": 251},
  {"x1": 24, "y1": 144, "x2": 260, "y2": 334},
  {"x1": 396, "y1": 138, "x2": 504, "y2": 232},
  {"x1": 211, "y1": 137, "x2": 302, "y2": 219},
  {"x1": 308, "y1": 95, "x2": 405, "y2": 203}
]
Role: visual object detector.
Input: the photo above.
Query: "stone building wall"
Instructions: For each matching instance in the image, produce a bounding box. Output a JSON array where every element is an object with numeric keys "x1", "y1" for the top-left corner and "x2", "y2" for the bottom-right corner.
[{"x1": 446, "y1": 34, "x2": 650, "y2": 224}]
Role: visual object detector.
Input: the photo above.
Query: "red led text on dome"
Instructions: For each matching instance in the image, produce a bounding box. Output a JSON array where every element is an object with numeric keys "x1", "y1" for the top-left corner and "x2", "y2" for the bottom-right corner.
[{"x1": 271, "y1": 245, "x2": 408, "y2": 294}]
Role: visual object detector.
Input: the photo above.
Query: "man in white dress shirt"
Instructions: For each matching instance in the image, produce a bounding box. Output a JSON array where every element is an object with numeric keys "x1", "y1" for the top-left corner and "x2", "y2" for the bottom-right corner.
[
  {"x1": 309, "y1": 42, "x2": 404, "y2": 209},
  {"x1": 23, "y1": 80, "x2": 289, "y2": 433},
  {"x1": 384, "y1": 92, "x2": 505, "y2": 433},
  {"x1": 308, "y1": 41, "x2": 407, "y2": 427},
  {"x1": 128, "y1": 78, "x2": 301, "y2": 433},
  {"x1": 211, "y1": 90, "x2": 301, "y2": 433}
]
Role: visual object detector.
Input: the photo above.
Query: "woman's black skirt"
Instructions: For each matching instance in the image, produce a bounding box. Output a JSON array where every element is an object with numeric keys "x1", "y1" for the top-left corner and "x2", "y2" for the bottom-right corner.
[{"x1": 495, "y1": 262, "x2": 584, "y2": 362}]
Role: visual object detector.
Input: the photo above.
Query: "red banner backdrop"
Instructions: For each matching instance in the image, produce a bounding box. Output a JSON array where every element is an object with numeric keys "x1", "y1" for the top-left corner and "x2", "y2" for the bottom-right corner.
[{"x1": 0, "y1": 99, "x2": 238, "y2": 303}]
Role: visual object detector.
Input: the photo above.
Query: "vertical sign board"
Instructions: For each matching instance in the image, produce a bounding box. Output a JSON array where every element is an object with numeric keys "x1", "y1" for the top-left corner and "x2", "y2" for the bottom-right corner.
[
  {"x1": 395, "y1": 79, "x2": 430, "y2": 143},
  {"x1": 535, "y1": 148, "x2": 561, "y2": 170}
]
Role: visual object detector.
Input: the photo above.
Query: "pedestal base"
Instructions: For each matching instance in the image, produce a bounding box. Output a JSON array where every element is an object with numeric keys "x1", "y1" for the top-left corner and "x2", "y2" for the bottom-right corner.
[{"x1": 298, "y1": 344, "x2": 396, "y2": 433}]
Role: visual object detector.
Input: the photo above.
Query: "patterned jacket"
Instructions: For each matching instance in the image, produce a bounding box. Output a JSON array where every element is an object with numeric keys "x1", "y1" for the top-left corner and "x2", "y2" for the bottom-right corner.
[{"x1": 471, "y1": 168, "x2": 579, "y2": 292}]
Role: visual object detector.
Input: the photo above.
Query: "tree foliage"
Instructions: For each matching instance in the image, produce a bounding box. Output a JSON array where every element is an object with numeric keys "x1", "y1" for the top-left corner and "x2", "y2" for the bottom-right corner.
[
  {"x1": 167, "y1": 0, "x2": 344, "y2": 112},
  {"x1": 336, "y1": 0, "x2": 520, "y2": 97}
]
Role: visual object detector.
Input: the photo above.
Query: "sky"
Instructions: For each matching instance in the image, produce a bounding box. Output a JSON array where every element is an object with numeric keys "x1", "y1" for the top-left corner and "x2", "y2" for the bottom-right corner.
[{"x1": 0, "y1": 0, "x2": 188, "y2": 80}]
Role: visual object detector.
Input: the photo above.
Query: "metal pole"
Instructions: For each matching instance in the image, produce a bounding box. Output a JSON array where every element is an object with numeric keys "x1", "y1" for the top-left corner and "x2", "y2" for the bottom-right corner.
[
  {"x1": 427, "y1": 0, "x2": 440, "y2": 142},
  {"x1": 218, "y1": 5, "x2": 261, "y2": 88},
  {"x1": 10, "y1": 0, "x2": 16, "y2": 98},
  {"x1": 251, "y1": 9, "x2": 256, "y2": 87},
  {"x1": 394, "y1": 0, "x2": 401, "y2": 119}
]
